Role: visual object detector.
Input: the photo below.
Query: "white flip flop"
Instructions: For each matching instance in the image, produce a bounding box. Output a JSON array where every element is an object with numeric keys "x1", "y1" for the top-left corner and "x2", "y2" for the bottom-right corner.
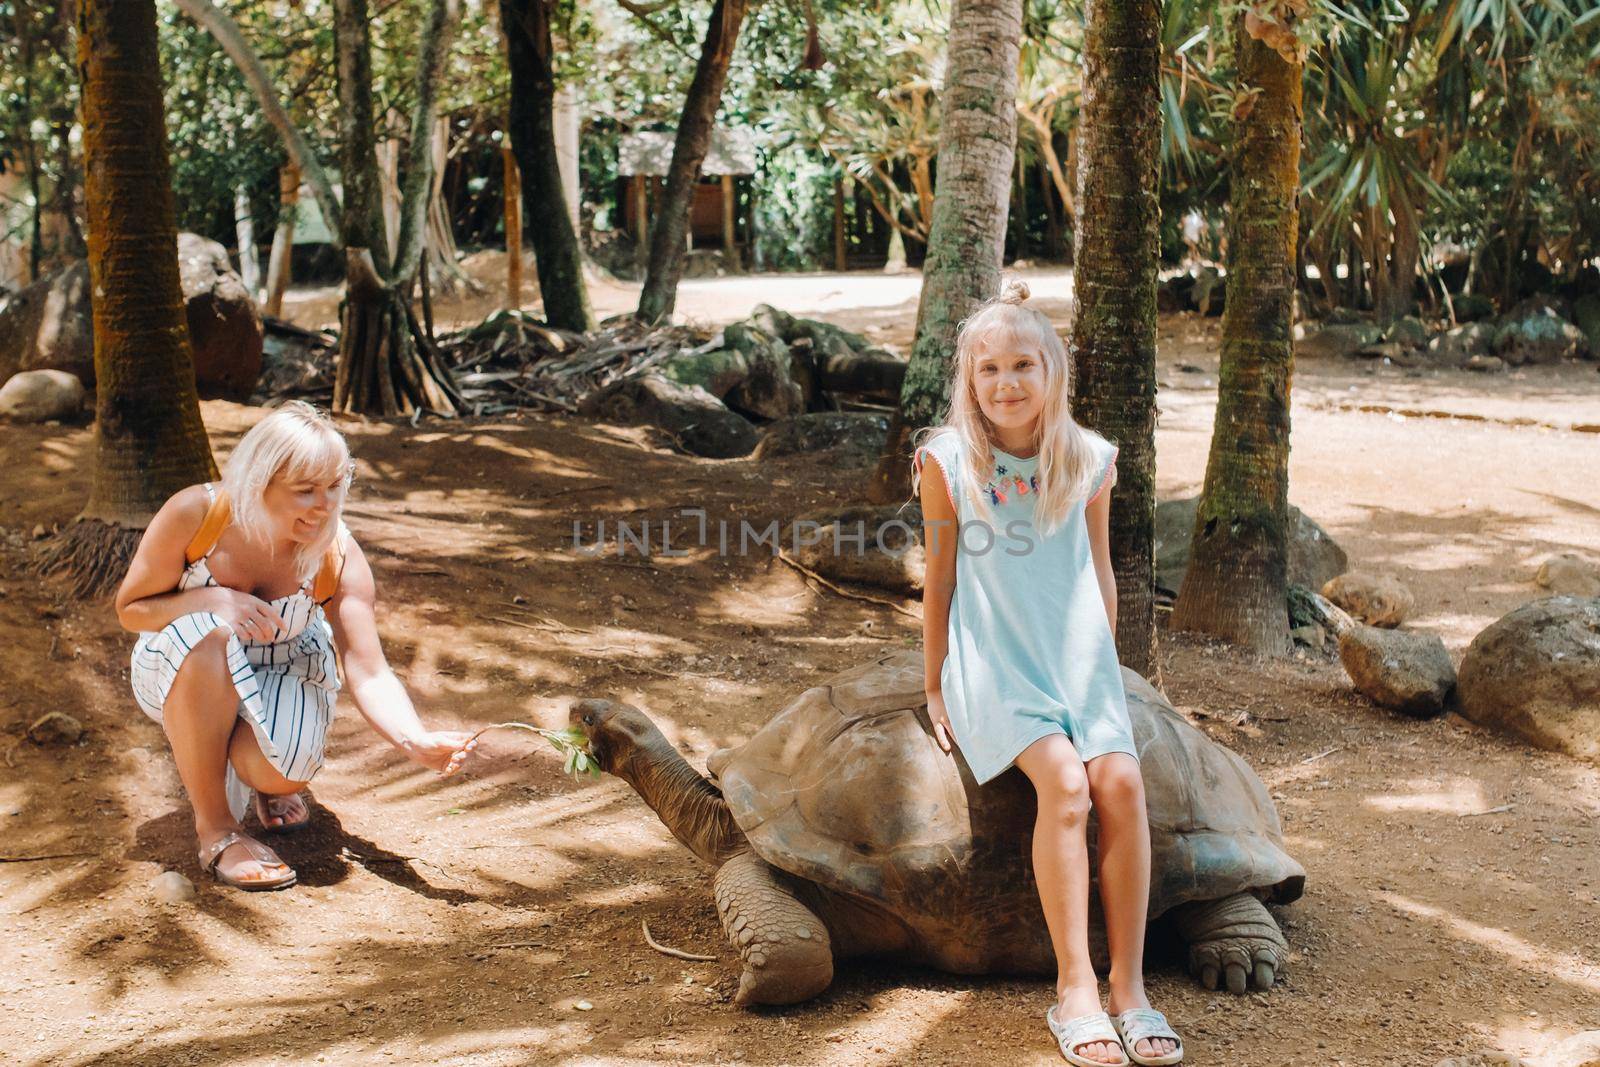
[
  {"x1": 1112, "y1": 1007, "x2": 1184, "y2": 1066},
  {"x1": 1046, "y1": 1006, "x2": 1130, "y2": 1067}
]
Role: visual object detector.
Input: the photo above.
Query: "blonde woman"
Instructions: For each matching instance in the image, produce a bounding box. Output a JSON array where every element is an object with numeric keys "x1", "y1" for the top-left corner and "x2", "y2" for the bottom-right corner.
[{"x1": 116, "y1": 401, "x2": 476, "y2": 891}]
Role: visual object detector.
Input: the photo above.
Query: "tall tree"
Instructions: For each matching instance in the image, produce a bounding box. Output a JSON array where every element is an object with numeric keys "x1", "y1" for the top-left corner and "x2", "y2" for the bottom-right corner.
[
  {"x1": 41, "y1": 0, "x2": 217, "y2": 597},
  {"x1": 634, "y1": 0, "x2": 751, "y2": 325},
  {"x1": 1067, "y1": 0, "x2": 1163, "y2": 678},
  {"x1": 866, "y1": 0, "x2": 1025, "y2": 503},
  {"x1": 502, "y1": 0, "x2": 594, "y2": 332},
  {"x1": 1169, "y1": 9, "x2": 1305, "y2": 655},
  {"x1": 330, "y1": 0, "x2": 463, "y2": 415}
]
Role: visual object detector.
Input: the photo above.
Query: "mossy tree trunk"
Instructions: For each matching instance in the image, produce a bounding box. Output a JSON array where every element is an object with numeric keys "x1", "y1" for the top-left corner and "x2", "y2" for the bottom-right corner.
[
  {"x1": 331, "y1": 0, "x2": 462, "y2": 416},
  {"x1": 1169, "y1": 20, "x2": 1303, "y2": 656},
  {"x1": 1068, "y1": 0, "x2": 1162, "y2": 678},
  {"x1": 867, "y1": 0, "x2": 1024, "y2": 504},
  {"x1": 41, "y1": 0, "x2": 218, "y2": 597},
  {"x1": 634, "y1": 0, "x2": 750, "y2": 326},
  {"x1": 502, "y1": 0, "x2": 594, "y2": 332}
]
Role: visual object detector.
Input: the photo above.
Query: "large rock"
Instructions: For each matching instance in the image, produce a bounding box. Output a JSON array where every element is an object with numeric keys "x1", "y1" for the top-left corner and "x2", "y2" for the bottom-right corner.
[
  {"x1": 1426, "y1": 322, "x2": 1496, "y2": 365},
  {"x1": 177, "y1": 232, "x2": 263, "y2": 400},
  {"x1": 721, "y1": 321, "x2": 805, "y2": 420},
  {"x1": 1541, "y1": 1030, "x2": 1600, "y2": 1067},
  {"x1": 1572, "y1": 294, "x2": 1600, "y2": 357},
  {"x1": 788, "y1": 503, "x2": 924, "y2": 596},
  {"x1": 0, "y1": 369, "x2": 84, "y2": 422},
  {"x1": 753, "y1": 412, "x2": 889, "y2": 466},
  {"x1": 1322, "y1": 571, "x2": 1414, "y2": 628},
  {"x1": 0, "y1": 233, "x2": 262, "y2": 399},
  {"x1": 750, "y1": 304, "x2": 907, "y2": 403},
  {"x1": 1338, "y1": 624, "x2": 1456, "y2": 717},
  {"x1": 1296, "y1": 322, "x2": 1383, "y2": 360},
  {"x1": 1155, "y1": 497, "x2": 1348, "y2": 597},
  {"x1": 1493, "y1": 304, "x2": 1588, "y2": 365},
  {"x1": 1382, "y1": 315, "x2": 1429, "y2": 347},
  {"x1": 1535, "y1": 553, "x2": 1600, "y2": 598},
  {"x1": 1457, "y1": 597, "x2": 1600, "y2": 762},
  {"x1": 579, "y1": 372, "x2": 760, "y2": 459}
]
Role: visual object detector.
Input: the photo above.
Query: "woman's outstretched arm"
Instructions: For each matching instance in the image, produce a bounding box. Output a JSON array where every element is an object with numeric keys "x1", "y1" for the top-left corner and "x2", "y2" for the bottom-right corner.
[{"x1": 326, "y1": 535, "x2": 476, "y2": 774}]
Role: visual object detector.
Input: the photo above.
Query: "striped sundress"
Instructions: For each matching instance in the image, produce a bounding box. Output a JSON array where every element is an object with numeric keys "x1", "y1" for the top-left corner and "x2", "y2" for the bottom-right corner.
[{"x1": 130, "y1": 484, "x2": 345, "y2": 817}]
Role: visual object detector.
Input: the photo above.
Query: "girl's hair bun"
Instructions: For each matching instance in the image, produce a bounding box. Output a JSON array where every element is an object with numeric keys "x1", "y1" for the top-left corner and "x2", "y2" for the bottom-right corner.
[{"x1": 998, "y1": 279, "x2": 1030, "y2": 305}]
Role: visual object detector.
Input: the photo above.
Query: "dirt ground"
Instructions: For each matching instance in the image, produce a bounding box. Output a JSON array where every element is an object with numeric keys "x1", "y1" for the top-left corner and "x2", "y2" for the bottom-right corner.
[{"x1": 3, "y1": 269, "x2": 1598, "y2": 1067}]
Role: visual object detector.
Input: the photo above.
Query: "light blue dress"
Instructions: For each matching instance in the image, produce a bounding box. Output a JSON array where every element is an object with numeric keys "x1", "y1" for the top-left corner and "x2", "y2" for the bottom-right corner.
[{"x1": 915, "y1": 429, "x2": 1136, "y2": 784}]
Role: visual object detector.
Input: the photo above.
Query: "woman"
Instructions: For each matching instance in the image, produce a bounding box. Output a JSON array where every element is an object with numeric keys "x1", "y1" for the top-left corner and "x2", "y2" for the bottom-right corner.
[{"x1": 116, "y1": 401, "x2": 476, "y2": 890}]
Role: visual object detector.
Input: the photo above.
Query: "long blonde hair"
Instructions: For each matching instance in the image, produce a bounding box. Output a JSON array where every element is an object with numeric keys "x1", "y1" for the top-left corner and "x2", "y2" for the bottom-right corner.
[
  {"x1": 911, "y1": 280, "x2": 1103, "y2": 537},
  {"x1": 221, "y1": 401, "x2": 352, "y2": 576}
]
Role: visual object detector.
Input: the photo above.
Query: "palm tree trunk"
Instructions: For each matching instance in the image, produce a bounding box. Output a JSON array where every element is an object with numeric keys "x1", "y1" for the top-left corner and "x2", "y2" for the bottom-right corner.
[
  {"x1": 866, "y1": 0, "x2": 1024, "y2": 504},
  {"x1": 1068, "y1": 0, "x2": 1162, "y2": 678},
  {"x1": 331, "y1": 0, "x2": 461, "y2": 416},
  {"x1": 43, "y1": 0, "x2": 218, "y2": 597},
  {"x1": 1169, "y1": 21, "x2": 1302, "y2": 656},
  {"x1": 634, "y1": 0, "x2": 750, "y2": 325},
  {"x1": 503, "y1": 0, "x2": 594, "y2": 331}
]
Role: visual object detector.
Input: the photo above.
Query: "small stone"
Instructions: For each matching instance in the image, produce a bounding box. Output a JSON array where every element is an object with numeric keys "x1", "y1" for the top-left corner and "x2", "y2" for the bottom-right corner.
[
  {"x1": 1465, "y1": 354, "x2": 1506, "y2": 373},
  {"x1": 27, "y1": 711, "x2": 84, "y2": 745},
  {"x1": 152, "y1": 870, "x2": 196, "y2": 903},
  {"x1": 1534, "y1": 553, "x2": 1600, "y2": 598},
  {"x1": 1543, "y1": 1029, "x2": 1600, "y2": 1067},
  {"x1": 31, "y1": 524, "x2": 47, "y2": 540},
  {"x1": 573, "y1": 1000, "x2": 593, "y2": 1011},
  {"x1": 0, "y1": 369, "x2": 84, "y2": 423}
]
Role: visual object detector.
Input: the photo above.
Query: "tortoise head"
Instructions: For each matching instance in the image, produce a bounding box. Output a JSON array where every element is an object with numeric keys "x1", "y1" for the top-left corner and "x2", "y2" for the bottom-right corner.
[{"x1": 570, "y1": 697, "x2": 661, "y2": 776}]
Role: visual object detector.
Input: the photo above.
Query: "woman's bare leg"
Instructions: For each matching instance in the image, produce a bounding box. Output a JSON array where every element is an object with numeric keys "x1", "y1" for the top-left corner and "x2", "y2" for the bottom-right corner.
[
  {"x1": 162, "y1": 630, "x2": 302, "y2": 883},
  {"x1": 1087, "y1": 752, "x2": 1177, "y2": 1060},
  {"x1": 1015, "y1": 734, "x2": 1122, "y2": 1065}
]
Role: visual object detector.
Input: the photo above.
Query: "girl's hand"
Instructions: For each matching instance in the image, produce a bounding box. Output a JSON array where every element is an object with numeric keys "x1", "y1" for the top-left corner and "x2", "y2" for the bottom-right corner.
[
  {"x1": 210, "y1": 588, "x2": 288, "y2": 643},
  {"x1": 926, "y1": 691, "x2": 955, "y2": 754},
  {"x1": 402, "y1": 730, "x2": 479, "y2": 775}
]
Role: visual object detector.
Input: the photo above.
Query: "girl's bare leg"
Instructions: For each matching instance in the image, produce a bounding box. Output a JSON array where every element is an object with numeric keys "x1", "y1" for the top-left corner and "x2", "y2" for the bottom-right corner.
[
  {"x1": 1087, "y1": 752, "x2": 1177, "y2": 1060},
  {"x1": 1016, "y1": 734, "x2": 1122, "y2": 1065},
  {"x1": 162, "y1": 630, "x2": 305, "y2": 883}
]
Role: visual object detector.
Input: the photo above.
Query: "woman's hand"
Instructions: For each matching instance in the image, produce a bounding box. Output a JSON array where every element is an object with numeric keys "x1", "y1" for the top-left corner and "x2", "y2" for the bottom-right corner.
[
  {"x1": 401, "y1": 730, "x2": 479, "y2": 775},
  {"x1": 209, "y1": 588, "x2": 288, "y2": 643},
  {"x1": 927, "y1": 691, "x2": 955, "y2": 754}
]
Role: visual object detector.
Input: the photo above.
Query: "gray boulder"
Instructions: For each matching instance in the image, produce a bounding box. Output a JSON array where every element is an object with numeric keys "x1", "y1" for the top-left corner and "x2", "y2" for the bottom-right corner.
[
  {"x1": 0, "y1": 233, "x2": 263, "y2": 399},
  {"x1": 1322, "y1": 571, "x2": 1414, "y2": 628},
  {"x1": 1155, "y1": 497, "x2": 1348, "y2": 597},
  {"x1": 1457, "y1": 597, "x2": 1600, "y2": 762},
  {"x1": 1426, "y1": 322, "x2": 1496, "y2": 365},
  {"x1": 579, "y1": 372, "x2": 761, "y2": 459},
  {"x1": 1383, "y1": 315, "x2": 1429, "y2": 347},
  {"x1": 789, "y1": 503, "x2": 924, "y2": 596},
  {"x1": 1338, "y1": 624, "x2": 1456, "y2": 717},
  {"x1": 1493, "y1": 305, "x2": 1588, "y2": 365},
  {"x1": 722, "y1": 321, "x2": 805, "y2": 420},
  {"x1": 1535, "y1": 553, "x2": 1600, "y2": 598},
  {"x1": 1297, "y1": 323, "x2": 1383, "y2": 360},
  {"x1": 0, "y1": 369, "x2": 84, "y2": 422},
  {"x1": 753, "y1": 412, "x2": 890, "y2": 466}
]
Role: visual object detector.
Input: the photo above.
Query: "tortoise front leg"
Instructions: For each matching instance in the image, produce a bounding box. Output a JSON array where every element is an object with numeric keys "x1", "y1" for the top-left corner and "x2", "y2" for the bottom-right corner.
[
  {"x1": 713, "y1": 850, "x2": 834, "y2": 1006},
  {"x1": 1168, "y1": 892, "x2": 1289, "y2": 993}
]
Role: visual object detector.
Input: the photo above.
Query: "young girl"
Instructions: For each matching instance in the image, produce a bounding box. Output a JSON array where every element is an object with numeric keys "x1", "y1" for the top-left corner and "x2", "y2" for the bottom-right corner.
[
  {"x1": 116, "y1": 402, "x2": 477, "y2": 891},
  {"x1": 913, "y1": 283, "x2": 1183, "y2": 1066}
]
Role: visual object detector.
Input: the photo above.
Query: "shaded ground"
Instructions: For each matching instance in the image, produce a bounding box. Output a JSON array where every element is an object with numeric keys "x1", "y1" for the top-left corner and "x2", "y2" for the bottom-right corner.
[{"x1": 2, "y1": 269, "x2": 1598, "y2": 1066}]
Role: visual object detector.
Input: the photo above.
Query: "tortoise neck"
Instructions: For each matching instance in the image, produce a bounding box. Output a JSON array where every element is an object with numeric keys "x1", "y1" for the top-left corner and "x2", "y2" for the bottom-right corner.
[{"x1": 612, "y1": 726, "x2": 748, "y2": 867}]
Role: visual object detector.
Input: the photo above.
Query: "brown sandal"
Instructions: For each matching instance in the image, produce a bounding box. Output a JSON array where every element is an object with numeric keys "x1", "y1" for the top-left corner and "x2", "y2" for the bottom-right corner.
[{"x1": 198, "y1": 830, "x2": 297, "y2": 891}]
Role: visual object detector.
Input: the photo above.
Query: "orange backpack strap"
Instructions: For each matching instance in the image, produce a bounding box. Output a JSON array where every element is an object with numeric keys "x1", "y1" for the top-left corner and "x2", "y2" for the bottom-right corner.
[
  {"x1": 312, "y1": 526, "x2": 349, "y2": 604},
  {"x1": 184, "y1": 485, "x2": 232, "y2": 564}
]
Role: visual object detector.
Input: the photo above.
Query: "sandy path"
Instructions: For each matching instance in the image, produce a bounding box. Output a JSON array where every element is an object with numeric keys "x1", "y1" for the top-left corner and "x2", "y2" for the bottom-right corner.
[{"x1": 2, "y1": 270, "x2": 1597, "y2": 1066}]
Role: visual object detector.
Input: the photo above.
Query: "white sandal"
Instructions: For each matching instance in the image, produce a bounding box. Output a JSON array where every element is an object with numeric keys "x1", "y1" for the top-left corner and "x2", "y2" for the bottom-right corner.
[
  {"x1": 1112, "y1": 1007, "x2": 1184, "y2": 1066},
  {"x1": 1046, "y1": 1006, "x2": 1130, "y2": 1067}
]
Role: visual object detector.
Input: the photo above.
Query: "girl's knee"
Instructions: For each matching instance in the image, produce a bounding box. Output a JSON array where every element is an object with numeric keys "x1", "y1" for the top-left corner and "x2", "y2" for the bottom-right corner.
[
  {"x1": 1038, "y1": 764, "x2": 1091, "y2": 824},
  {"x1": 1089, "y1": 756, "x2": 1145, "y2": 811}
]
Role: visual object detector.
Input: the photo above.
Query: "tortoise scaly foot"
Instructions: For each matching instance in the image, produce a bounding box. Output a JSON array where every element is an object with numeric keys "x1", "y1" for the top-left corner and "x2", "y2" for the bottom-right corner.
[{"x1": 713, "y1": 850, "x2": 833, "y2": 1006}]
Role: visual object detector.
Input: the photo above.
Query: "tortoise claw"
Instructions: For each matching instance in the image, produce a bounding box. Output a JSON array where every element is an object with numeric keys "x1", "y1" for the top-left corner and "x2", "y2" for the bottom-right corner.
[
  {"x1": 1225, "y1": 961, "x2": 1248, "y2": 994},
  {"x1": 1253, "y1": 960, "x2": 1276, "y2": 989},
  {"x1": 1200, "y1": 963, "x2": 1219, "y2": 990}
]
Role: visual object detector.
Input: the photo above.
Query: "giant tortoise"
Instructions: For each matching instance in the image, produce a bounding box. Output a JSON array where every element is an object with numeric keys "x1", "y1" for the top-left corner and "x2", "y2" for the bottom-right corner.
[{"x1": 572, "y1": 650, "x2": 1305, "y2": 1006}]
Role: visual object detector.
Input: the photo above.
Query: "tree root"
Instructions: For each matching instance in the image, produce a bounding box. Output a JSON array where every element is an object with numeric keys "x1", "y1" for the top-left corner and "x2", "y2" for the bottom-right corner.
[{"x1": 35, "y1": 518, "x2": 143, "y2": 599}]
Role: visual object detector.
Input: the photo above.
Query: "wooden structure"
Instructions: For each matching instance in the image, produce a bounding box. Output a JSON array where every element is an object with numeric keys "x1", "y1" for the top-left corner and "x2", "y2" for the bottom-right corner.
[{"x1": 618, "y1": 127, "x2": 756, "y2": 263}]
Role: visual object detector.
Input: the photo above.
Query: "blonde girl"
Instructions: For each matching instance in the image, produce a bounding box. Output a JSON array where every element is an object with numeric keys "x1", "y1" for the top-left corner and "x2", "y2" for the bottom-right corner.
[{"x1": 913, "y1": 282, "x2": 1183, "y2": 1066}]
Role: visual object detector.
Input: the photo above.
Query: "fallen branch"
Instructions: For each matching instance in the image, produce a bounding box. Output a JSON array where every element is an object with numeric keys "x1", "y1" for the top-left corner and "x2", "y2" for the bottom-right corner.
[
  {"x1": 1, "y1": 851, "x2": 99, "y2": 863},
  {"x1": 1300, "y1": 746, "x2": 1342, "y2": 764},
  {"x1": 777, "y1": 550, "x2": 921, "y2": 620},
  {"x1": 1460, "y1": 803, "x2": 1515, "y2": 818},
  {"x1": 642, "y1": 919, "x2": 717, "y2": 961}
]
